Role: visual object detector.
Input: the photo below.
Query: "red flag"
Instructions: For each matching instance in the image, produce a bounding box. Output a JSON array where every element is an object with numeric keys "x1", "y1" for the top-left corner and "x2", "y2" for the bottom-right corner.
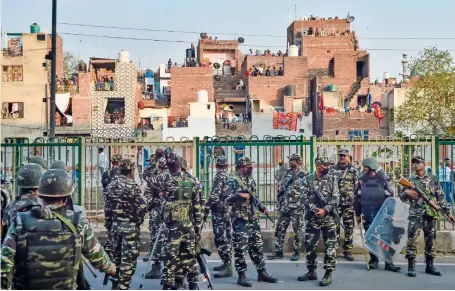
[{"x1": 318, "y1": 92, "x2": 324, "y2": 112}]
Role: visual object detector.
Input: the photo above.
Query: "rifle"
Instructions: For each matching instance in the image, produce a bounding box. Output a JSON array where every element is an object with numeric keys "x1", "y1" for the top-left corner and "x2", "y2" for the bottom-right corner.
[
  {"x1": 139, "y1": 222, "x2": 165, "y2": 290},
  {"x1": 313, "y1": 189, "x2": 347, "y2": 232},
  {"x1": 398, "y1": 178, "x2": 455, "y2": 225},
  {"x1": 240, "y1": 188, "x2": 275, "y2": 225},
  {"x1": 277, "y1": 170, "x2": 301, "y2": 207},
  {"x1": 196, "y1": 243, "x2": 214, "y2": 290},
  {"x1": 357, "y1": 215, "x2": 370, "y2": 271}
]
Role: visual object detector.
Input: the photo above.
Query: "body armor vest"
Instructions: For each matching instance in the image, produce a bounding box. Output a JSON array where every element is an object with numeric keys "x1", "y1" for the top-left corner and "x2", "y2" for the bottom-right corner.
[{"x1": 359, "y1": 173, "x2": 387, "y2": 208}]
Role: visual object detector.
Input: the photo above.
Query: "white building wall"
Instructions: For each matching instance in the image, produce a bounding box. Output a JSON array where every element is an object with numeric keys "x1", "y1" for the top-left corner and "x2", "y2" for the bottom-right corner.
[{"x1": 251, "y1": 112, "x2": 313, "y2": 139}]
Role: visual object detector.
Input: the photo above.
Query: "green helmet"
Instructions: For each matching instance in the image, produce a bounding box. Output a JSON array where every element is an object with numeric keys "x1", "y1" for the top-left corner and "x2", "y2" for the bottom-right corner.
[
  {"x1": 178, "y1": 157, "x2": 188, "y2": 170},
  {"x1": 38, "y1": 169, "x2": 74, "y2": 197},
  {"x1": 30, "y1": 156, "x2": 48, "y2": 170},
  {"x1": 362, "y1": 157, "x2": 379, "y2": 171},
  {"x1": 50, "y1": 160, "x2": 66, "y2": 170},
  {"x1": 16, "y1": 163, "x2": 45, "y2": 194}
]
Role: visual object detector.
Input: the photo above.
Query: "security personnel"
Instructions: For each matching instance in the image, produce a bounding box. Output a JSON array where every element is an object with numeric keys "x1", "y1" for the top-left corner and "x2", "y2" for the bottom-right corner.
[
  {"x1": 106, "y1": 159, "x2": 147, "y2": 290},
  {"x1": 354, "y1": 157, "x2": 401, "y2": 272},
  {"x1": 144, "y1": 157, "x2": 168, "y2": 279},
  {"x1": 1, "y1": 164, "x2": 44, "y2": 244},
  {"x1": 225, "y1": 157, "x2": 278, "y2": 287},
  {"x1": 50, "y1": 160, "x2": 67, "y2": 170},
  {"x1": 0, "y1": 169, "x2": 116, "y2": 290},
  {"x1": 298, "y1": 157, "x2": 339, "y2": 287},
  {"x1": 268, "y1": 153, "x2": 306, "y2": 261},
  {"x1": 204, "y1": 156, "x2": 233, "y2": 278},
  {"x1": 329, "y1": 149, "x2": 358, "y2": 261},
  {"x1": 400, "y1": 156, "x2": 454, "y2": 277},
  {"x1": 30, "y1": 156, "x2": 48, "y2": 170},
  {"x1": 159, "y1": 154, "x2": 202, "y2": 290},
  {"x1": 274, "y1": 160, "x2": 286, "y2": 184}
]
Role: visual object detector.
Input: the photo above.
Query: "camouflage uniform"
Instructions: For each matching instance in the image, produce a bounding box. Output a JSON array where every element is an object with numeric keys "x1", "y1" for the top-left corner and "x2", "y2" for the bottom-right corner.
[
  {"x1": 270, "y1": 154, "x2": 306, "y2": 259},
  {"x1": 204, "y1": 156, "x2": 233, "y2": 275},
  {"x1": 274, "y1": 162, "x2": 286, "y2": 183},
  {"x1": 101, "y1": 154, "x2": 122, "y2": 264},
  {"x1": 106, "y1": 159, "x2": 148, "y2": 290},
  {"x1": 143, "y1": 157, "x2": 168, "y2": 279},
  {"x1": 400, "y1": 156, "x2": 452, "y2": 277},
  {"x1": 158, "y1": 155, "x2": 202, "y2": 290},
  {"x1": 298, "y1": 157, "x2": 339, "y2": 286},
  {"x1": 1, "y1": 169, "x2": 114, "y2": 290},
  {"x1": 329, "y1": 149, "x2": 358, "y2": 257},
  {"x1": 225, "y1": 157, "x2": 277, "y2": 287}
]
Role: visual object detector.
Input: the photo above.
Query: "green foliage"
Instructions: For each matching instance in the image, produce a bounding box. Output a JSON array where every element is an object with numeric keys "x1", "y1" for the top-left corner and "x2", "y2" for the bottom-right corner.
[
  {"x1": 63, "y1": 52, "x2": 82, "y2": 78},
  {"x1": 395, "y1": 47, "x2": 455, "y2": 135}
]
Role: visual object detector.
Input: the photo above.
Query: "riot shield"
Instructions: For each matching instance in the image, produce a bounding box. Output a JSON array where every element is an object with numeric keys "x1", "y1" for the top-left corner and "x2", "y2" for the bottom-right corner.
[{"x1": 364, "y1": 197, "x2": 409, "y2": 263}]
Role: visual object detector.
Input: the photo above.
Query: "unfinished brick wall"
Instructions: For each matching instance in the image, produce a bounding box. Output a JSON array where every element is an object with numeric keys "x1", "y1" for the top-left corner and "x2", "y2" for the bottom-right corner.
[
  {"x1": 47, "y1": 35, "x2": 64, "y2": 78},
  {"x1": 170, "y1": 67, "x2": 214, "y2": 116},
  {"x1": 71, "y1": 72, "x2": 91, "y2": 128},
  {"x1": 303, "y1": 36, "x2": 357, "y2": 69},
  {"x1": 322, "y1": 111, "x2": 381, "y2": 138}
]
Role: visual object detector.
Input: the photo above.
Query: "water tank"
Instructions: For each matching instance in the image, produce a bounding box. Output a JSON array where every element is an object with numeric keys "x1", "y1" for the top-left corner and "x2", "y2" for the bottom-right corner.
[
  {"x1": 288, "y1": 45, "x2": 299, "y2": 57},
  {"x1": 383, "y1": 72, "x2": 390, "y2": 80},
  {"x1": 284, "y1": 85, "x2": 296, "y2": 96},
  {"x1": 119, "y1": 50, "x2": 130, "y2": 62},
  {"x1": 145, "y1": 70, "x2": 153, "y2": 78},
  {"x1": 30, "y1": 23, "x2": 40, "y2": 33},
  {"x1": 78, "y1": 61, "x2": 87, "y2": 72},
  {"x1": 328, "y1": 84, "x2": 338, "y2": 92},
  {"x1": 196, "y1": 90, "x2": 209, "y2": 103},
  {"x1": 186, "y1": 48, "x2": 195, "y2": 58},
  {"x1": 255, "y1": 50, "x2": 262, "y2": 56}
]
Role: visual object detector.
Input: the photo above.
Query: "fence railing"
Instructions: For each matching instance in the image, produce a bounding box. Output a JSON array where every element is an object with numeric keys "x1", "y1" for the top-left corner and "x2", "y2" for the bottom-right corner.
[{"x1": 1, "y1": 135, "x2": 454, "y2": 229}]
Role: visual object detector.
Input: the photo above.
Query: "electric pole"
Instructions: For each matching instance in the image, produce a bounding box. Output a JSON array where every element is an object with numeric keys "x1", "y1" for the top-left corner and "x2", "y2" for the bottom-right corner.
[{"x1": 49, "y1": 0, "x2": 57, "y2": 138}]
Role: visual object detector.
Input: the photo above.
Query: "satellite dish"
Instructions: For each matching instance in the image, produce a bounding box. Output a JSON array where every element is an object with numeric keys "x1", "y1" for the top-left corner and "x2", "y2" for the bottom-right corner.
[
  {"x1": 237, "y1": 37, "x2": 244, "y2": 43},
  {"x1": 346, "y1": 12, "x2": 355, "y2": 23},
  {"x1": 213, "y1": 62, "x2": 221, "y2": 69}
]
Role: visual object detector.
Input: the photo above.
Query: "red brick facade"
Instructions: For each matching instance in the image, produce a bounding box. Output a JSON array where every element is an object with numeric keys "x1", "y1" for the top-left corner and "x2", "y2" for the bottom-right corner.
[
  {"x1": 323, "y1": 111, "x2": 381, "y2": 138},
  {"x1": 47, "y1": 35, "x2": 64, "y2": 78},
  {"x1": 71, "y1": 71, "x2": 91, "y2": 128}
]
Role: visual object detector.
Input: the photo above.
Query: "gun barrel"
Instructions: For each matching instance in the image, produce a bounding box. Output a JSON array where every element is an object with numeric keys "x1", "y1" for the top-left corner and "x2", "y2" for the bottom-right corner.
[{"x1": 103, "y1": 273, "x2": 110, "y2": 285}]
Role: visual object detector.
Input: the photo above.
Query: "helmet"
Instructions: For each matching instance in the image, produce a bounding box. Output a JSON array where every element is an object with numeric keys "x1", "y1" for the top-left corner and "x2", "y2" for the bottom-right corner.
[
  {"x1": 50, "y1": 160, "x2": 66, "y2": 170},
  {"x1": 288, "y1": 153, "x2": 302, "y2": 162},
  {"x1": 111, "y1": 154, "x2": 122, "y2": 164},
  {"x1": 164, "y1": 148, "x2": 177, "y2": 163},
  {"x1": 178, "y1": 157, "x2": 188, "y2": 170},
  {"x1": 119, "y1": 159, "x2": 135, "y2": 171},
  {"x1": 30, "y1": 156, "x2": 48, "y2": 170},
  {"x1": 16, "y1": 163, "x2": 45, "y2": 193},
  {"x1": 236, "y1": 157, "x2": 254, "y2": 167},
  {"x1": 216, "y1": 156, "x2": 228, "y2": 167},
  {"x1": 164, "y1": 147, "x2": 174, "y2": 159},
  {"x1": 362, "y1": 157, "x2": 379, "y2": 171},
  {"x1": 38, "y1": 169, "x2": 74, "y2": 197},
  {"x1": 157, "y1": 157, "x2": 168, "y2": 169}
]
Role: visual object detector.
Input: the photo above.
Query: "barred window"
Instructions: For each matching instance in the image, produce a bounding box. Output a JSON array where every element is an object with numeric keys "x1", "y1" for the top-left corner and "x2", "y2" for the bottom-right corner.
[{"x1": 2, "y1": 65, "x2": 23, "y2": 82}]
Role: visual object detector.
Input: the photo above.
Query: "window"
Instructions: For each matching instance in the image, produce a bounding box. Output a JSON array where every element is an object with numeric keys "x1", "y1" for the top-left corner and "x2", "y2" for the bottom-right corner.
[
  {"x1": 207, "y1": 104, "x2": 211, "y2": 110},
  {"x1": 357, "y1": 95, "x2": 367, "y2": 107},
  {"x1": 37, "y1": 34, "x2": 46, "y2": 41},
  {"x1": 2, "y1": 66, "x2": 23, "y2": 82},
  {"x1": 104, "y1": 98, "x2": 125, "y2": 124},
  {"x1": 2, "y1": 102, "x2": 24, "y2": 119},
  {"x1": 348, "y1": 130, "x2": 369, "y2": 140}
]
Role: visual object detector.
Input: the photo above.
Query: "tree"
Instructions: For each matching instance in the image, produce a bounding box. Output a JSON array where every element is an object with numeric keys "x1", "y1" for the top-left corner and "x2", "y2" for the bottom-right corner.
[
  {"x1": 395, "y1": 47, "x2": 455, "y2": 135},
  {"x1": 63, "y1": 52, "x2": 82, "y2": 78}
]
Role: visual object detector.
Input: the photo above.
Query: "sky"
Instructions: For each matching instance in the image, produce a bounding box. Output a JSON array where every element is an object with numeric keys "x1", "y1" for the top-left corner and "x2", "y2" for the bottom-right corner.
[{"x1": 1, "y1": 0, "x2": 455, "y2": 80}]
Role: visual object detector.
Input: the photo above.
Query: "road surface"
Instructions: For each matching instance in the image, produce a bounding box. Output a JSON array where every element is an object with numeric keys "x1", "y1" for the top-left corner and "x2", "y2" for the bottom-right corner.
[{"x1": 85, "y1": 254, "x2": 455, "y2": 290}]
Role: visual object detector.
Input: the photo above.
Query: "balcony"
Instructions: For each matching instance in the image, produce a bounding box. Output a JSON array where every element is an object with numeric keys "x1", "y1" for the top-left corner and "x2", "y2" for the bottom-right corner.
[
  {"x1": 2, "y1": 47, "x2": 23, "y2": 57},
  {"x1": 56, "y1": 84, "x2": 79, "y2": 94}
]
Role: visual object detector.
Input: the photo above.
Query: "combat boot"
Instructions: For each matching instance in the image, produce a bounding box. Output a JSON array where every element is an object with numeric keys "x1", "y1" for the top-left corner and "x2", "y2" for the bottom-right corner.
[
  {"x1": 214, "y1": 264, "x2": 233, "y2": 278},
  {"x1": 425, "y1": 257, "x2": 442, "y2": 276},
  {"x1": 297, "y1": 266, "x2": 318, "y2": 281},
  {"x1": 319, "y1": 270, "x2": 333, "y2": 287},
  {"x1": 162, "y1": 283, "x2": 177, "y2": 290},
  {"x1": 143, "y1": 252, "x2": 150, "y2": 262},
  {"x1": 384, "y1": 262, "x2": 401, "y2": 272},
  {"x1": 368, "y1": 254, "x2": 379, "y2": 270},
  {"x1": 145, "y1": 263, "x2": 162, "y2": 279},
  {"x1": 407, "y1": 258, "x2": 416, "y2": 277},
  {"x1": 175, "y1": 278, "x2": 187, "y2": 290},
  {"x1": 188, "y1": 283, "x2": 199, "y2": 290},
  {"x1": 343, "y1": 251, "x2": 354, "y2": 261},
  {"x1": 257, "y1": 269, "x2": 278, "y2": 283},
  {"x1": 267, "y1": 251, "x2": 283, "y2": 260},
  {"x1": 237, "y1": 272, "x2": 252, "y2": 287},
  {"x1": 290, "y1": 252, "x2": 300, "y2": 261},
  {"x1": 213, "y1": 263, "x2": 226, "y2": 272}
]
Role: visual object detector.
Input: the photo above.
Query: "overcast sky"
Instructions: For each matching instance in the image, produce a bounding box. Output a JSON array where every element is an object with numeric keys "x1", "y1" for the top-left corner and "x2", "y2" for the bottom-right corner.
[{"x1": 2, "y1": 0, "x2": 455, "y2": 80}]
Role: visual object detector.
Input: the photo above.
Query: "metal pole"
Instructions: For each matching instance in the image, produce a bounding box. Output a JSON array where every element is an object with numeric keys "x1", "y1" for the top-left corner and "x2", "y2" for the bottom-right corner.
[{"x1": 49, "y1": 0, "x2": 57, "y2": 138}]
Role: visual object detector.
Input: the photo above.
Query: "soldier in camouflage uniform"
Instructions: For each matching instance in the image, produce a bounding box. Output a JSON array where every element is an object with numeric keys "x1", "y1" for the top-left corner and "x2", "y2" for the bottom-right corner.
[
  {"x1": 268, "y1": 153, "x2": 306, "y2": 261},
  {"x1": 298, "y1": 157, "x2": 339, "y2": 287},
  {"x1": 329, "y1": 149, "x2": 358, "y2": 261},
  {"x1": 0, "y1": 169, "x2": 116, "y2": 290},
  {"x1": 106, "y1": 159, "x2": 148, "y2": 290},
  {"x1": 1, "y1": 164, "x2": 44, "y2": 244},
  {"x1": 143, "y1": 157, "x2": 168, "y2": 279},
  {"x1": 204, "y1": 156, "x2": 233, "y2": 278},
  {"x1": 225, "y1": 157, "x2": 278, "y2": 287},
  {"x1": 102, "y1": 154, "x2": 122, "y2": 271},
  {"x1": 158, "y1": 153, "x2": 202, "y2": 290},
  {"x1": 274, "y1": 160, "x2": 286, "y2": 184},
  {"x1": 401, "y1": 156, "x2": 455, "y2": 277}
]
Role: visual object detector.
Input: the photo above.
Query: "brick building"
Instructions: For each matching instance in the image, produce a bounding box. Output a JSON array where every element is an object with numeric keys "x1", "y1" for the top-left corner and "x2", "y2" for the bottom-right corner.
[{"x1": 1, "y1": 25, "x2": 64, "y2": 139}]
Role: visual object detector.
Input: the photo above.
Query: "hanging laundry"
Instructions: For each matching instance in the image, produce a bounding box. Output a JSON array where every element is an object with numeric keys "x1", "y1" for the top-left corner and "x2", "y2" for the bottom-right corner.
[
  {"x1": 372, "y1": 103, "x2": 384, "y2": 126},
  {"x1": 273, "y1": 112, "x2": 298, "y2": 131},
  {"x1": 318, "y1": 92, "x2": 324, "y2": 113}
]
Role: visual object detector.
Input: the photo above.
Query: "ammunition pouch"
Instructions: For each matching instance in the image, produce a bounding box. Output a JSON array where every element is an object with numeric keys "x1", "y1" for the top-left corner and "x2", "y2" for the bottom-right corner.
[{"x1": 163, "y1": 201, "x2": 192, "y2": 223}]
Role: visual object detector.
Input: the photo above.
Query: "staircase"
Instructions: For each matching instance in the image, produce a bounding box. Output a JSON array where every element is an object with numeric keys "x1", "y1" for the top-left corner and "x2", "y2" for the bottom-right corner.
[
  {"x1": 344, "y1": 79, "x2": 362, "y2": 101},
  {"x1": 214, "y1": 75, "x2": 246, "y2": 100}
]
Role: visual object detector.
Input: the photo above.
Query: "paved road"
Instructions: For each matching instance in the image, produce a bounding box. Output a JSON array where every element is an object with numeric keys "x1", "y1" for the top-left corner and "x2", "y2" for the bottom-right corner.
[{"x1": 85, "y1": 254, "x2": 455, "y2": 290}]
